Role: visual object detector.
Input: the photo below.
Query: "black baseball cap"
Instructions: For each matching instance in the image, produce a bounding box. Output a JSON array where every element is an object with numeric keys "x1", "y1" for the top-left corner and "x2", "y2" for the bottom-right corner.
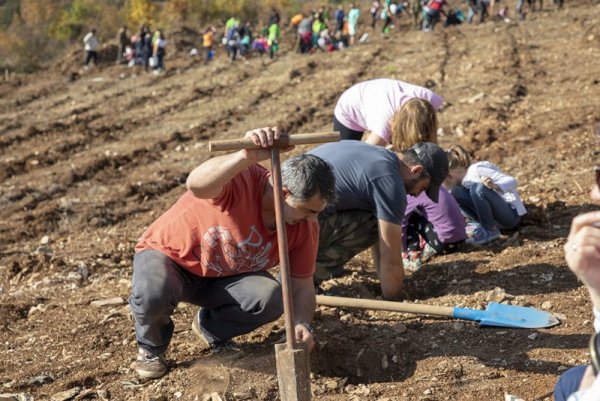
[{"x1": 409, "y1": 142, "x2": 449, "y2": 203}]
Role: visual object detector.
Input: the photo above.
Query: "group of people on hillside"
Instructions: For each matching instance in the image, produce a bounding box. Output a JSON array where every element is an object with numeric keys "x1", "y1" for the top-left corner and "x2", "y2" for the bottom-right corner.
[
  {"x1": 216, "y1": 7, "x2": 283, "y2": 62},
  {"x1": 292, "y1": 4, "x2": 362, "y2": 54},
  {"x1": 82, "y1": 0, "x2": 560, "y2": 70},
  {"x1": 82, "y1": 25, "x2": 168, "y2": 74}
]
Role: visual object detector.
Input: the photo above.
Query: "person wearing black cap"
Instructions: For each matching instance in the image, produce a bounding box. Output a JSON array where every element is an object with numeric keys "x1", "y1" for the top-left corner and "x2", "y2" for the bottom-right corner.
[{"x1": 308, "y1": 140, "x2": 448, "y2": 300}]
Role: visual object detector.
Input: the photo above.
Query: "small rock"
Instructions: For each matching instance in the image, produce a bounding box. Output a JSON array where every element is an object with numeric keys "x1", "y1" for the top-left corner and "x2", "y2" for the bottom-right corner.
[
  {"x1": 173, "y1": 392, "x2": 182, "y2": 398},
  {"x1": 557, "y1": 366, "x2": 568, "y2": 372},
  {"x1": 340, "y1": 314, "x2": 352, "y2": 323},
  {"x1": 324, "y1": 380, "x2": 338, "y2": 390},
  {"x1": 451, "y1": 322, "x2": 465, "y2": 331},
  {"x1": 391, "y1": 323, "x2": 407, "y2": 334},
  {"x1": 26, "y1": 374, "x2": 53, "y2": 386},
  {"x1": 541, "y1": 301, "x2": 553, "y2": 310},
  {"x1": 554, "y1": 312, "x2": 567, "y2": 321},
  {"x1": 90, "y1": 297, "x2": 125, "y2": 308},
  {"x1": 34, "y1": 245, "x2": 53, "y2": 255},
  {"x1": 527, "y1": 333, "x2": 538, "y2": 340},
  {"x1": 51, "y1": 387, "x2": 81, "y2": 401},
  {"x1": 201, "y1": 392, "x2": 222, "y2": 401},
  {"x1": 0, "y1": 394, "x2": 33, "y2": 401},
  {"x1": 232, "y1": 388, "x2": 255, "y2": 400},
  {"x1": 40, "y1": 235, "x2": 50, "y2": 245},
  {"x1": 381, "y1": 354, "x2": 389, "y2": 370},
  {"x1": 74, "y1": 389, "x2": 96, "y2": 400},
  {"x1": 423, "y1": 388, "x2": 433, "y2": 395}
]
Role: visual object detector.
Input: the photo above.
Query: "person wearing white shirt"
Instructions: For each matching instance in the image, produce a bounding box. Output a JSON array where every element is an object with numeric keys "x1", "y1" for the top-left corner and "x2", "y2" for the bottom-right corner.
[
  {"x1": 83, "y1": 29, "x2": 99, "y2": 66},
  {"x1": 445, "y1": 146, "x2": 527, "y2": 246}
]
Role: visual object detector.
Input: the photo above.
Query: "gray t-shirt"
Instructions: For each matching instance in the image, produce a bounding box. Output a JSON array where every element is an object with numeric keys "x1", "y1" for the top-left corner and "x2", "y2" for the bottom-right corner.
[{"x1": 309, "y1": 141, "x2": 407, "y2": 224}]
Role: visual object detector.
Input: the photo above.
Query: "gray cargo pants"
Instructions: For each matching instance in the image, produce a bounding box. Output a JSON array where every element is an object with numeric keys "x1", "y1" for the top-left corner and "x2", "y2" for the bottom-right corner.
[
  {"x1": 315, "y1": 210, "x2": 379, "y2": 282},
  {"x1": 129, "y1": 249, "x2": 283, "y2": 355}
]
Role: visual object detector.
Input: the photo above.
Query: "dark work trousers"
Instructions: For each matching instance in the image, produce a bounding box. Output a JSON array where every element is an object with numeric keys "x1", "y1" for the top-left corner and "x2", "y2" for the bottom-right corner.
[{"x1": 129, "y1": 249, "x2": 284, "y2": 355}]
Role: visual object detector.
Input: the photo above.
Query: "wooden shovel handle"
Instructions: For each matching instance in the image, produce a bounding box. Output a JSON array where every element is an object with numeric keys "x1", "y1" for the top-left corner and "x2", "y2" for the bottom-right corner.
[
  {"x1": 316, "y1": 295, "x2": 455, "y2": 318},
  {"x1": 209, "y1": 132, "x2": 340, "y2": 152}
]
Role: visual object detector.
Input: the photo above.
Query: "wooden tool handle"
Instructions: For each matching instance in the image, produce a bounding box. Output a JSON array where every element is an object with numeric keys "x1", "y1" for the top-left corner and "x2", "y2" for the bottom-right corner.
[
  {"x1": 209, "y1": 132, "x2": 340, "y2": 152},
  {"x1": 316, "y1": 295, "x2": 455, "y2": 318}
]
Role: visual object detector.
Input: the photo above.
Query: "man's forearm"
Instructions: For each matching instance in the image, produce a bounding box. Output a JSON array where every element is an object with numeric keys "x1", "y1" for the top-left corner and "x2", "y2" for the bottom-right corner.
[
  {"x1": 186, "y1": 151, "x2": 254, "y2": 199},
  {"x1": 378, "y1": 260, "x2": 404, "y2": 300},
  {"x1": 291, "y1": 278, "x2": 316, "y2": 323}
]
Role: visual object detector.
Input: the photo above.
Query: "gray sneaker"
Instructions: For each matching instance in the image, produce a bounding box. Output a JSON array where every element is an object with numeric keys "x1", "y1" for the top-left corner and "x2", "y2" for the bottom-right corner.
[{"x1": 134, "y1": 348, "x2": 168, "y2": 379}]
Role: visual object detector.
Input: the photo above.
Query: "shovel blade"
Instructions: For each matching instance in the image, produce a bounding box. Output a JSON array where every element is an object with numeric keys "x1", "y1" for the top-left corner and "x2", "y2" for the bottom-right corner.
[
  {"x1": 275, "y1": 343, "x2": 311, "y2": 401},
  {"x1": 453, "y1": 302, "x2": 560, "y2": 328}
]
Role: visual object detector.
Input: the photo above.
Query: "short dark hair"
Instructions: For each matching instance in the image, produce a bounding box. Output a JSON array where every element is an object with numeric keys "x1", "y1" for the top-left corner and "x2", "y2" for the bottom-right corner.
[
  {"x1": 281, "y1": 154, "x2": 336, "y2": 204},
  {"x1": 401, "y1": 148, "x2": 428, "y2": 175}
]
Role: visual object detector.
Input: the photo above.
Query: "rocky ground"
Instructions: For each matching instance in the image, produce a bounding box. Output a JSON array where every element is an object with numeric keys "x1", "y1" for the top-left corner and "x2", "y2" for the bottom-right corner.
[{"x1": 1, "y1": 1, "x2": 600, "y2": 400}]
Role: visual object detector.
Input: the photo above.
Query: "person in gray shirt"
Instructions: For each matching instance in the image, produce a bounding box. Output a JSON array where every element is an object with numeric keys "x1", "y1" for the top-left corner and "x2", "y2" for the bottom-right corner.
[{"x1": 309, "y1": 140, "x2": 448, "y2": 300}]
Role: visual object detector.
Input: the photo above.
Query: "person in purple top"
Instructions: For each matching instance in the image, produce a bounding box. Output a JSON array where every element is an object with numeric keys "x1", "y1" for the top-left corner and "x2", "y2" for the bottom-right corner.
[{"x1": 402, "y1": 189, "x2": 467, "y2": 270}]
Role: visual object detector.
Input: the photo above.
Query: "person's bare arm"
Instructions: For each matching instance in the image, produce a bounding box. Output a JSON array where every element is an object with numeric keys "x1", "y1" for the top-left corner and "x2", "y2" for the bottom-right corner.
[
  {"x1": 186, "y1": 127, "x2": 290, "y2": 199},
  {"x1": 372, "y1": 219, "x2": 405, "y2": 300},
  {"x1": 365, "y1": 132, "x2": 389, "y2": 147},
  {"x1": 291, "y1": 276, "x2": 316, "y2": 352}
]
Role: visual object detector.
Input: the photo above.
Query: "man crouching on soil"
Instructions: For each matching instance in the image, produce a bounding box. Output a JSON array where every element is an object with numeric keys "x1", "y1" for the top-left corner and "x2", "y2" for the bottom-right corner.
[{"x1": 129, "y1": 127, "x2": 336, "y2": 379}]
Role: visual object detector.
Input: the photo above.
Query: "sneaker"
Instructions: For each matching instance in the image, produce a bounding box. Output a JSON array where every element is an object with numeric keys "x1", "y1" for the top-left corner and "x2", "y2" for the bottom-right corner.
[
  {"x1": 134, "y1": 348, "x2": 168, "y2": 379},
  {"x1": 191, "y1": 310, "x2": 241, "y2": 354},
  {"x1": 466, "y1": 226, "x2": 501, "y2": 246},
  {"x1": 403, "y1": 256, "x2": 422, "y2": 272},
  {"x1": 402, "y1": 250, "x2": 423, "y2": 272},
  {"x1": 421, "y1": 243, "x2": 438, "y2": 262},
  {"x1": 466, "y1": 221, "x2": 481, "y2": 238}
]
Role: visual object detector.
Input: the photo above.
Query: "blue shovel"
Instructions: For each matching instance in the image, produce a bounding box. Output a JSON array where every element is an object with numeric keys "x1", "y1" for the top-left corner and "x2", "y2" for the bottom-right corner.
[{"x1": 316, "y1": 295, "x2": 560, "y2": 329}]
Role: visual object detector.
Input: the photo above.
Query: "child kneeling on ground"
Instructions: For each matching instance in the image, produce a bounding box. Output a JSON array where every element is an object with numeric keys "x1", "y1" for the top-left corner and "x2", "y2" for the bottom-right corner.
[
  {"x1": 444, "y1": 145, "x2": 527, "y2": 246},
  {"x1": 402, "y1": 187, "x2": 467, "y2": 271}
]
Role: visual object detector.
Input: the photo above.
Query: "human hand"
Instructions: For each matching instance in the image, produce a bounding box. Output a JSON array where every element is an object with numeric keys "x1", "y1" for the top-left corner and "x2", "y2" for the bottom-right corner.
[
  {"x1": 480, "y1": 175, "x2": 499, "y2": 190},
  {"x1": 294, "y1": 322, "x2": 315, "y2": 353},
  {"x1": 565, "y1": 210, "x2": 600, "y2": 307},
  {"x1": 241, "y1": 127, "x2": 294, "y2": 162}
]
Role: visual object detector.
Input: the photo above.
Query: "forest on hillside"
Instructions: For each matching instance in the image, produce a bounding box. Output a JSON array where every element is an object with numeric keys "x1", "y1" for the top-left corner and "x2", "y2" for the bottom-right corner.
[{"x1": 0, "y1": 0, "x2": 308, "y2": 72}]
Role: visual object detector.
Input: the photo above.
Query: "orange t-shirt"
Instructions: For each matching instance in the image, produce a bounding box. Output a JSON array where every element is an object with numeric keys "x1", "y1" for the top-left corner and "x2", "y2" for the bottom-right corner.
[
  {"x1": 135, "y1": 165, "x2": 318, "y2": 278},
  {"x1": 203, "y1": 31, "x2": 214, "y2": 48}
]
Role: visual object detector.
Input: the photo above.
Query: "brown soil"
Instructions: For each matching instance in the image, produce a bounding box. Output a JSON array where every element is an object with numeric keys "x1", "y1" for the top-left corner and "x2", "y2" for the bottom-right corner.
[{"x1": 1, "y1": 2, "x2": 600, "y2": 400}]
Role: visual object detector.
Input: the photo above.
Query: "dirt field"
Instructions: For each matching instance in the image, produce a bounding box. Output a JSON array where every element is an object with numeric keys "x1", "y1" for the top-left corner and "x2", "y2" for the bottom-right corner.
[{"x1": 1, "y1": 2, "x2": 600, "y2": 400}]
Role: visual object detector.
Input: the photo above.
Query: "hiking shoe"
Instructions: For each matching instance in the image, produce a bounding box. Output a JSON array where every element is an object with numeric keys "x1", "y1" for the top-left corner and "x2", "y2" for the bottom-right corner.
[
  {"x1": 466, "y1": 226, "x2": 501, "y2": 246},
  {"x1": 134, "y1": 348, "x2": 168, "y2": 379},
  {"x1": 191, "y1": 310, "x2": 241, "y2": 354}
]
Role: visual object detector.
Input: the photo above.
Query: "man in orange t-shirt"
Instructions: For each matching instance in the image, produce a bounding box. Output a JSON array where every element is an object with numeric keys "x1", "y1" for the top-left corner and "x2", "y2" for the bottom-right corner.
[{"x1": 130, "y1": 127, "x2": 336, "y2": 379}]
